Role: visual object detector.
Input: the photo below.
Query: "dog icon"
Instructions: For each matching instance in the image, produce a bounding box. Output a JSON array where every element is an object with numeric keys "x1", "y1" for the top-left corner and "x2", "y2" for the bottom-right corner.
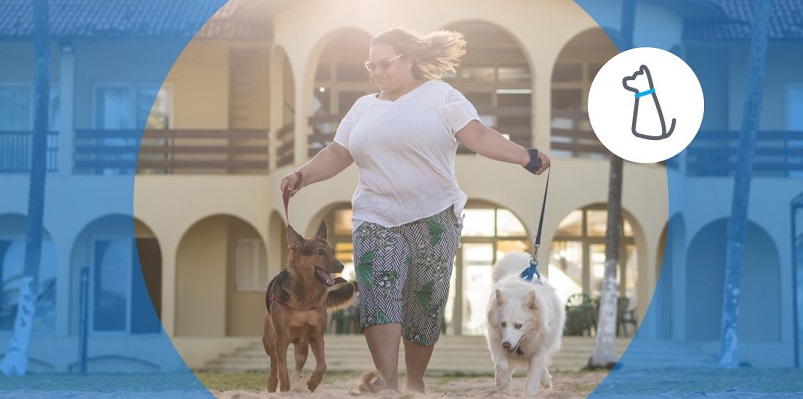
[{"x1": 622, "y1": 65, "x2": 676, "y2": 140}]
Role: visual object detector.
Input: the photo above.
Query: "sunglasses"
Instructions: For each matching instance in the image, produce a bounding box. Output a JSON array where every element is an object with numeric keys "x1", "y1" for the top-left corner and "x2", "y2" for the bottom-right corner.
[{"x1": 364, "y1": 54, "x2": 404, "y2": 72}]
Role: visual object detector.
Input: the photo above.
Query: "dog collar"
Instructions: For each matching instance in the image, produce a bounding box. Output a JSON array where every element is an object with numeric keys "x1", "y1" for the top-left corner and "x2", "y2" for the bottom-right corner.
[{"x1": 635, "y1": 88, "x2": 655, "y2": 98}]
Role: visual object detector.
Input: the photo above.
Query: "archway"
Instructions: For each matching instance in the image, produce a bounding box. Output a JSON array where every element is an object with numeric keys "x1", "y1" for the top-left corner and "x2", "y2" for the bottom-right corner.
[
  {"x1": 550, "y1": 28, "x2": 618, "y2": 159},
  {"x1": 175, "y1": 214, "x2": 266, "y2": 337},
  {"x1": 308, "y1": 28, "x2": 373, "y2": 156},
  {"x1": 686, "y1": 219, "x2": 781, "y2": 342},
  {"x1": 0, "y1": 213, "x2": 56, "y2": 333},
  {"x1": 441, "y1": 20, "x2": 533, "y2": 152}
]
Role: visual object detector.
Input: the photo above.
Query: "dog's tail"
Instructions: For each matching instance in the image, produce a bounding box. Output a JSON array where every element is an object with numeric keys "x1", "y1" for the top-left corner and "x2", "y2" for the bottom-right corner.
[
  {"x1": 326, "y1": 281, "x2": 356, "y2": 311},
  {"x1": 492, "y1": 251, "x2": 533, "y2": 283}
]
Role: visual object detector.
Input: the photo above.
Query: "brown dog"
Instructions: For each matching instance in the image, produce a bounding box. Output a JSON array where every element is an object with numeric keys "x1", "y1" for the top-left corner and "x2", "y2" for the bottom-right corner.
[{"x1": 262, "y1": 221, "x2": 356, "y2": 392}]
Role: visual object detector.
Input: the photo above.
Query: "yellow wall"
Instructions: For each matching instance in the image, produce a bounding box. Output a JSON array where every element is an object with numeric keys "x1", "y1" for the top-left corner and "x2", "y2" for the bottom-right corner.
[
  {"x1": 176, "y1": 216, "x2": 228, "y2": 336},
  {"x1": 165, "y1": 42, "x2": 231, "y2": 129}
]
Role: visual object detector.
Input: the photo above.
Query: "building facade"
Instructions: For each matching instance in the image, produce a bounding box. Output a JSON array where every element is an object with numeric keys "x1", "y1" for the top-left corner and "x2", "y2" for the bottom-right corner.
[{"x1": 0, "y1": 0, "x2": 801, "y2": 371}]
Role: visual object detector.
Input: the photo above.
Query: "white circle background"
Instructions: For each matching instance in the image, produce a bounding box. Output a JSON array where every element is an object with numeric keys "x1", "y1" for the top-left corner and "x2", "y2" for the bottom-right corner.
[{"x1": 587, "y1": 47, "x2": 704, "y2": 163}]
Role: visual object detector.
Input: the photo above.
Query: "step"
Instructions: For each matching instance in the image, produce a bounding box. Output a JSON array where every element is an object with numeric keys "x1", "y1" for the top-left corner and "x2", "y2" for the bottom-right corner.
[{"x1": 199, "y1": 335, "x2": 636, "y2": 373}]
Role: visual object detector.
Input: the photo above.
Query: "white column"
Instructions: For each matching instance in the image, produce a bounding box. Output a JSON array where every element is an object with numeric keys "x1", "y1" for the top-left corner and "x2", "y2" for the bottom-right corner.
[
  {"x1": 293, "y1": 81, "x2": 308, "y2": 166},
  {"x1": 532, "y1": 69, "x2": 552, "y2": 154},
  {"x1": 160, "y1": 241, "x2": 177, "y2": 336},
  {"x1": 268, "y1": 47, "x2": 284, "y2": 172}
]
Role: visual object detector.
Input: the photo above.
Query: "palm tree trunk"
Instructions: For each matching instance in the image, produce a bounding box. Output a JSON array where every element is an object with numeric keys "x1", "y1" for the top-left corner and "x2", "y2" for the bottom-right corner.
[
  {"x1": 719, "y1": 0, "x2": 771, "y2": 369},
  {"x1": 588, "y1": 0, "x2": 634, "y2": 369},
  {"x1": 0, "y1": 0, "x2": 49, "y2": 376}
]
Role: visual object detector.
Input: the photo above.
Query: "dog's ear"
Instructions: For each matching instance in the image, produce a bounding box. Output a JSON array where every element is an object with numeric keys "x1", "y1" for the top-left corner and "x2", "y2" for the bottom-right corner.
[
  {"x1": 287, "y1": 224, "x2": 304, "y2": 251},
  {"x1": 495, "y1": 289, "x2": 505, "y2": 306},
  {"x1": 526, "y1": 290, "x2": 538, "y2": 310},
  {"x1": 315, "y1": 220, "x2": 328, "y2": 241}
]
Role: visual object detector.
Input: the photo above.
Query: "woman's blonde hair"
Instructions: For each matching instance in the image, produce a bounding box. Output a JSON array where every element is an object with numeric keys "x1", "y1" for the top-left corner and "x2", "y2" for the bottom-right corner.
[{"x1": 372, "y1": 28, "x2": 466, "y2": 81}]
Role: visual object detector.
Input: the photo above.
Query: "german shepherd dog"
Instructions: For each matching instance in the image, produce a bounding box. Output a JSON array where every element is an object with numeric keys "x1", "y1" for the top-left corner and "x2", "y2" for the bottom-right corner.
[{"x1": 262, "y1": 221, "x2": 356, "y2": 392}]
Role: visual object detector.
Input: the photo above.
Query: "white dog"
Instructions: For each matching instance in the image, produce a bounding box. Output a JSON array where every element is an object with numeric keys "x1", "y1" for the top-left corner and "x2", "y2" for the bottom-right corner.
[{"x1": 485, "y1": 252, "x2": 565, "y2": 396}]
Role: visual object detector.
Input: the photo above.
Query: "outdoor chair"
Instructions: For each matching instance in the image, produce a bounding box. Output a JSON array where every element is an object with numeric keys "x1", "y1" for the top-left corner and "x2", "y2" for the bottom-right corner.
[
  {"x1": 563, "y1": 293, "x2": 595, "y2": 336},
  {"x1": 617, "y1": 296, "x2": 638, "y2": 337}
]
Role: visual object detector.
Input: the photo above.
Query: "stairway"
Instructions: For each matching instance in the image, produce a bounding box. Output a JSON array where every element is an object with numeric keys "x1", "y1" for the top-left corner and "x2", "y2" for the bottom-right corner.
[{"x1": 200, "y1": 335, "x2": 636, "y2": 374}]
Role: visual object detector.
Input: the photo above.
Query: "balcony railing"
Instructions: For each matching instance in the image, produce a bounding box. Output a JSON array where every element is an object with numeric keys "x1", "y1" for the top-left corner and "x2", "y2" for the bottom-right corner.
[
  {"x1": 550, "y1": 109, "x2": 608, "y2": 159},
  {"x1": 8, "y1": 125, "x2": 799, "y2": 177},
  {"x1": 687, "y1": 130, "x2": 803, "y2": 177},
  {"x1": 0, "y1": 131, "x2": 59, "y2": 173},
  {"x1": 74, "y1": 129, "x2": 269, "y2": 174}
]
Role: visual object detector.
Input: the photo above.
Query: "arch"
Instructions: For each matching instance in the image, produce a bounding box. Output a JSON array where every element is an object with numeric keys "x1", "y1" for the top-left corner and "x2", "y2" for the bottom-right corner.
[
  {"x1": 454, "y1": 199, "x2": 530, "y2": 336},
  {"x1": 175, "y1": 214, "x2": 266, "y2": 337},
  {"x1": 550, "y1": 27, "x2": 618, "y2": 160},
  {"x1": 71, "y1": 214, "x2": 161, "y2": 336},
  {"x1": 133, "y1": 218, "x2": 162, "y2": 324},
  {"x1": 686, "y1": 219, "x2": 781, "y2": 342},
  {"x1": 441, "y1": 20, "x2": 535, "y2": 151},
  {"x1": 0, "y1": 213, "x2": 57, "y2": 333},
  {"x1": 305, "y1": 27, "x2": 374, "y2": 158},
  {"x1": 548, "y1": 202, "x2": 644, "y2": 335}
]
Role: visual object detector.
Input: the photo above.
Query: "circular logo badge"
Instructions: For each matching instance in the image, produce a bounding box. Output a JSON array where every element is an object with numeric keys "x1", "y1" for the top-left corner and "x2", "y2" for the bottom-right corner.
[{"x1": 587, "y1": 47, "x2": 704, "y2": 163}]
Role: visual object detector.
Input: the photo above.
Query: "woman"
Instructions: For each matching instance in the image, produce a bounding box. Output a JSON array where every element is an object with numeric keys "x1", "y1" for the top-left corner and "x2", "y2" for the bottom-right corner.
[{"x1": 280, "y1": 27, "x2": 550, "y2": 393}]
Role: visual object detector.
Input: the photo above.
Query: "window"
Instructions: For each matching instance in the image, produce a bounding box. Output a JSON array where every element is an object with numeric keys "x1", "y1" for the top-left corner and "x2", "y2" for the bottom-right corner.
[
  {"x1": 88, "y1": 84, "x2": 171, "y2": 174},
  {"x1": 548, "y1": 206, "x2": 638, "y2": 310},
  {"x1": 0, "y1": 85, "x2": 60, "y2": 173},
  {"x1": 235, "y1": 238, "x2": 267, "y2": 291},
  {"x1": 787, "y1": 84, "x2": 803, "y2": 176},
  {"x1": 95, "y1": 84, "x2": 170, "y2": 130},
  {"x1": 0, "y1": 240, "x2": 56, "y2": 333},
  {"x1": 92, "y1": 239, "x2": 160, "y2": 334},
  {"x1": 448, "y1": 203, "x2": 529, "y2": 336},
  {"x1": 0, "y1": 85, "x2": 31, "y2": 130},
  {"x1": 550, "y1": 61, "x2": 609, "y2": 159}
]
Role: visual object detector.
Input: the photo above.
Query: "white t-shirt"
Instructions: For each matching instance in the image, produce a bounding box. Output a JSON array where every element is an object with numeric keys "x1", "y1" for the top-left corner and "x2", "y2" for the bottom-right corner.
[{"x1": 333, "y1": 80, "x2": 480, "y2": 230}]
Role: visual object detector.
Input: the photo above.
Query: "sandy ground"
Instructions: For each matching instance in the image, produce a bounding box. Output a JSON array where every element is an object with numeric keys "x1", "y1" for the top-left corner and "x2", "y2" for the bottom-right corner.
[{"x1": 208, "y1": 372, "x2": 607, "y2": 399}]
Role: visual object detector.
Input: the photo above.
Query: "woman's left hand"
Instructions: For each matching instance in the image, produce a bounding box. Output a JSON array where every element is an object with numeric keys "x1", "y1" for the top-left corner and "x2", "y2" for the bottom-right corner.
[{"x1": 533, "y1": 151, "x2": 550, "y2": 175}]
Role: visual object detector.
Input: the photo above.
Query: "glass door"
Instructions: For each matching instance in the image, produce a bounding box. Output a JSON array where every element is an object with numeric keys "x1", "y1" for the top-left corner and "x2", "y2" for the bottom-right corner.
[{"x1": 460, "y1": 243, "x2": 494, "y2": 336}]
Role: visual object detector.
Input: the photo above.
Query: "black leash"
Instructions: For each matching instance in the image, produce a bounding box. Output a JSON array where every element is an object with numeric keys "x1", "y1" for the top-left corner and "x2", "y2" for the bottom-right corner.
[
  {"x1": 282, "y1": 171, "x2": 303, "y2": 225},
  {"x1": 520, "y1": 167, "x2": 550, "y2": 285}
]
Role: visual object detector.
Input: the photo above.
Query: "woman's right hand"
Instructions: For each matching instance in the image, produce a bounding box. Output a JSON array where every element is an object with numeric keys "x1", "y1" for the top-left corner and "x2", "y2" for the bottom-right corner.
[{"x1": 280, "y1": 171, "x2": 304, "y2": 197}]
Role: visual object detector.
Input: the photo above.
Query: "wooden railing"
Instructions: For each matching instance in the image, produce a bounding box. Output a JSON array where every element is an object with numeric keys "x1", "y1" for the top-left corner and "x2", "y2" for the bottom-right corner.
[
  {"x1": 23, "y1": 124, "x2": 802, "y2": 177},
  {"x1": 550, "y1": 109, "x2": 608, "y2": 158},
  {"x1": 74, "y1": 129, "x2": 269, "y2": 174},
  {"x1": 687, "y1": 130, "x2": 803, "y2": 176},
  {"x1": 275, "y1": 123, "x2": 295, "y2": 168},
  {"x1": 0, "y1": 131, "x2": 59, "y2": 173}
]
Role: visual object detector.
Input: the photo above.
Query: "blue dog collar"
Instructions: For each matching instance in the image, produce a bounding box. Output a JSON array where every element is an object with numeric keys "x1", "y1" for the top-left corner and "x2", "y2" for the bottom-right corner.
[{"x1": 635, "y1": 88, "x2": 655, "y2": 98}]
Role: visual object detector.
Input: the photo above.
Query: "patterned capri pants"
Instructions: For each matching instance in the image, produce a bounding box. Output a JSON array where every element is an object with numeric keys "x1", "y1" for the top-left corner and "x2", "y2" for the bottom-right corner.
[{"x1": 353, "y1": 206, "x2": 462, "y2": 346}]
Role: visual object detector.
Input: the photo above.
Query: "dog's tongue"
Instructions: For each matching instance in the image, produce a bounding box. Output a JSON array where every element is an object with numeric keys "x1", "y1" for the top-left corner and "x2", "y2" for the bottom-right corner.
[{"x1": 316, "y1": 268, "x2": 335, "y2": 286}]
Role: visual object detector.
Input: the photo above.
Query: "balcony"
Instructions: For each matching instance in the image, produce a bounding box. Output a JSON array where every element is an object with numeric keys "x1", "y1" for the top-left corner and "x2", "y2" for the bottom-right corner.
[
  {"x1": 73, "y1": 129, "x2": 269, "y2": 175},
  {"x1": 0, "y1": 131, "x2": 59, "y2": 173},
  {"x1": 4, "y1": 125, "x2": 800, "y2": 177}
]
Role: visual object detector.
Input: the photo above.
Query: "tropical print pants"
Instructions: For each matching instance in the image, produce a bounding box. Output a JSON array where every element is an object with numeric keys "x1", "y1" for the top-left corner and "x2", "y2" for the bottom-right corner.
[{"x1": 353, "y1": 206, "x2": 462, "y2": 346}]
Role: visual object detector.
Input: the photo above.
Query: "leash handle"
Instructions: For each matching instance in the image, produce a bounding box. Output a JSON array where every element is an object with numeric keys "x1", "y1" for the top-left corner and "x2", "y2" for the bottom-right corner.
[{"x1": 282, "y1": 171, "x2": 303, "y2": 225}]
